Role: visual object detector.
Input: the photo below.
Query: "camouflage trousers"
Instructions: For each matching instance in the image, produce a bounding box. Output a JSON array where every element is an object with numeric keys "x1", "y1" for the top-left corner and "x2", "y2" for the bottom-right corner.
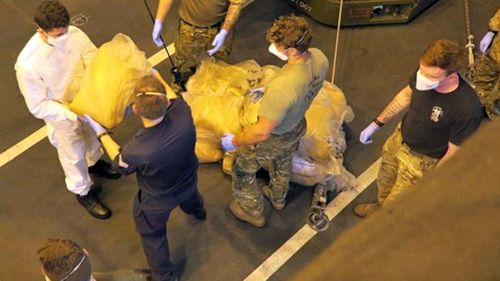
[
  {"x1": 232, "y1": 119, "x2": 306, "y2": 214},
  {"x1": 473, "y1": 52, "x2": 500, "y2": 120},
  {"x1": 172, "y1": 19, "x2": 233, "y2": 92},
  {"x1": 377, "y1": 124, "x2": 439, "y2": 205}
]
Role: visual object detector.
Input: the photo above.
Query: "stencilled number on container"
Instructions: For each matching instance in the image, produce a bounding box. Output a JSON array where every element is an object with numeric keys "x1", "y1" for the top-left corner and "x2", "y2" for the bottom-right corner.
[{"x1": 290, "y1": 0, "x2": 312, "y2": 13}]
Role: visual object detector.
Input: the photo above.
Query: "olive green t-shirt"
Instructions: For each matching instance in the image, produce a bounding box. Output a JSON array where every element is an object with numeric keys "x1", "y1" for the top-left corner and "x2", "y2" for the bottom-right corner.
[
  {"x1": 258, "y1": 48, "x2": 329, "y2": 135},
  {"x1": 179, "y1": 0, "x2": 245, "y2": 27}
]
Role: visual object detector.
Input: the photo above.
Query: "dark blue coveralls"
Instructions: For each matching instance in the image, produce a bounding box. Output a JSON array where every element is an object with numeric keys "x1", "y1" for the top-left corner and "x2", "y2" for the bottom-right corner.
[{"x1": 115, "y1": 99, "x2": 205, "y2": 281}]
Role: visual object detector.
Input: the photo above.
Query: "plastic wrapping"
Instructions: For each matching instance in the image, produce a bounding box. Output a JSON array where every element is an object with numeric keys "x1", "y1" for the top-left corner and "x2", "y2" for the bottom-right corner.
[
  {"x1": 70, "y1": 34, "x2": 152, "y2": 129},
  {"x1": 184, "y1": 59, "x2": 357, "y2": 190}
]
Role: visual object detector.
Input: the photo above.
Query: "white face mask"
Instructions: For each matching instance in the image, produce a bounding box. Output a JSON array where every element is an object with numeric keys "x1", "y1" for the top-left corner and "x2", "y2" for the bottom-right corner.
[
  {"x1": 415, "y1": 69, "x2": 441, "y2": 91},
  {"x1": 47, "y1": 32, "x2": 68, "y2": 49},
  {"x1": 268, "y1": 43, "x2": 289, "y2": 61}
]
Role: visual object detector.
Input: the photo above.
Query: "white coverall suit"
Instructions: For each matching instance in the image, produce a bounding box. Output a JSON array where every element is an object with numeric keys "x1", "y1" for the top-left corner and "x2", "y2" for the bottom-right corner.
[{"x1": 15, "y1": 26, "x2": 102, "y2": 196}]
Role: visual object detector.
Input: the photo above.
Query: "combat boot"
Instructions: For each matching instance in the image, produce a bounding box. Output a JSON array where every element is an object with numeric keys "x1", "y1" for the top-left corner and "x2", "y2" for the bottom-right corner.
[
  {"x1": 229, "y1": 200, "x2": 265, "y2": 227},
  {"x1": 353, "y1": 202, "x2": 380, "y2": 218}
]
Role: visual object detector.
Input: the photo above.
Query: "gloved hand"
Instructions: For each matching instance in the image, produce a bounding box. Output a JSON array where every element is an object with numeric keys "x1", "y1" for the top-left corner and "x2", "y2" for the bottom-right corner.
[
  {"x1": 248, "y1": 87, "x2": 265, "y2": 103},
  {"x1": 152, "y1": 19, "x2": 164, "y2": 47},
  {"x1": 82, "y1": 114, "x2": 106, "y2": 136},
  {"x1": 480, "y1": 31, "x2": 495, "y2": 53},
  {"x1": 359, "y1": 122, "x2": 381, "y2": 144},
  {"x1": 221, "y1": 133, "x2": 236, "y2": 152},
  {"x1": 207, "y1": 29, "x2": 228, "y2": 56}
]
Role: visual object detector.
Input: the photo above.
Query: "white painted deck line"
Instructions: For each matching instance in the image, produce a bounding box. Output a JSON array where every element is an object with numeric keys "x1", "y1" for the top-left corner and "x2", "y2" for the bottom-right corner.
[{"x1": 243, "y1": 159, "x2": 381, "y2": 281}]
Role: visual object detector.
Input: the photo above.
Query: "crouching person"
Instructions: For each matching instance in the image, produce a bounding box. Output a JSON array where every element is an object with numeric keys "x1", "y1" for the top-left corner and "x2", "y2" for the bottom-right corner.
[{"x1": 83, "y1": 75, "x2": 207, "y2": 281}]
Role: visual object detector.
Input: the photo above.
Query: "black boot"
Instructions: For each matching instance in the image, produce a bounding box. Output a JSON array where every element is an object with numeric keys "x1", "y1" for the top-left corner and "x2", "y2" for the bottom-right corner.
[
  {"x1": 89, "y1": 160, "x2": 121, "y2": 179},
  {"x1": 76, "y1": 192, "x2": 112, "y2": 220}
]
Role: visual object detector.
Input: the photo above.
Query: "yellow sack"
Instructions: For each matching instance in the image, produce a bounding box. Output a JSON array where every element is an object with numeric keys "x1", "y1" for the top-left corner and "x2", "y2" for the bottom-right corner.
[
  {"x1": 195, "y1": 129, "x2": 224, "y2": 163},
  {"x1": 186, "y1": 59, "x2": 250, "y2": 97},
  {"x1": 70, "y1": 33, "x2": 152, "y2": 129},
  {"x1": 298, "y1": 81, "x2": 352, "y2": 164},
  {"x1": 183, "y1": 59, "x2": 263, "y2": 162}
]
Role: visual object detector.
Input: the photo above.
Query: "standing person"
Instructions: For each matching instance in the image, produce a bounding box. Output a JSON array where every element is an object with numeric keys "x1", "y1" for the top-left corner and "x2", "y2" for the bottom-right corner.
[
  {"x1": 37, "y1": 238, "x2": 151, "y2": 281},
  {"x1": 474, "y1": 8, "x2": 500, "y2": 120},
  {"x1": 15, "y1": 0, "x2": 120, "y2": 220},
  {"x1": 83, "y1": 75, "x2": 206, "y2": 281},
  {"x1": 354, "y1": 39, "x2": 483, "y2": 218},
  {"x1": 152, "y1": 0, "x2": 246, "y2": 91},
  {"x1": 220, "y1": 15, "x2": 329, "y2": 227}
]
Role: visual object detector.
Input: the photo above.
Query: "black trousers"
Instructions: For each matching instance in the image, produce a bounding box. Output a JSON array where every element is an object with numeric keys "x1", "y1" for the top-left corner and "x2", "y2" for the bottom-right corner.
[{"x1": 133, "y1": 187, "x2": 205, "y2": 281}]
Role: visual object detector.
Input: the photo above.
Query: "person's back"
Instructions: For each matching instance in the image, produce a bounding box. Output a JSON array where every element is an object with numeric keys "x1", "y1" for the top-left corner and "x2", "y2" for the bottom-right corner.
[
  {"x1": 122, "y1": 98, "x2": 198, "y2": 198},
  {"x1": 262, "y1": 47, "x2": 328, "y2": 134}
]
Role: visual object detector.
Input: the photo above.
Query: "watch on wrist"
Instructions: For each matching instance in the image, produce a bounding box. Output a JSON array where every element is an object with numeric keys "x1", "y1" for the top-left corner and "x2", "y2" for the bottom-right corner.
[{"x1": 372, "y1": 118, "x2": 384, "y2": 127}]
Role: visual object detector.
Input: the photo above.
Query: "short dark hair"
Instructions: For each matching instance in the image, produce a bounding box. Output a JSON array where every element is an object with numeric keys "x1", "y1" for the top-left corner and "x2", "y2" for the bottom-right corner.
[
  {"x1": 37, "y1": 239, "x2": 91, "y2": 281},
  {"x1": 266, "y1": 15, "x2": 313, "y2": 53},
  {"x1": 420, "y1": 39, "x2": 464, "y2": 75},
  {"x1": 34, "y1": 1, "x2": 70, "y2": 32},
  {"x1": 133, "y1": 75, "x2": 169, "y2": 120}
]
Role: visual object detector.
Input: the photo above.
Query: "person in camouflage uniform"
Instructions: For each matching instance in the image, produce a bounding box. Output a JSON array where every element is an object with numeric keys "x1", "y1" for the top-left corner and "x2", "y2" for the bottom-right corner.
[
  {"x1": 152, "y1": 0, "x2": 246, "y2": 92},
  {"x1": 474, "y1": 8, "x2": 500, "y2": 119},
  {"x1": 354, "y1": 40, "x2": 483, "y2": 218},
  {"x1": 220, "y1": 15, "x2": 329, "y2": 227}
]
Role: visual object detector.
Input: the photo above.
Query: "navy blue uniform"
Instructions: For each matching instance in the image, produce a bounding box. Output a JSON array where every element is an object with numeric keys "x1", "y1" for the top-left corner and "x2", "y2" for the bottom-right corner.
[{"x1": 115, "y1": 99, "x2": 205, "y2": 281}]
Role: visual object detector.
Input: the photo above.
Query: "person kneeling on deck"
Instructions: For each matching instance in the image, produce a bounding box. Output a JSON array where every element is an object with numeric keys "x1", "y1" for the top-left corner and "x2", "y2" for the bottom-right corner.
[
  {"x1": 220, "y1": 15, "x2": 329, "y2": 227},
  {"x1": 83, "y1": 75, "x2": 206, "y2": 281}
]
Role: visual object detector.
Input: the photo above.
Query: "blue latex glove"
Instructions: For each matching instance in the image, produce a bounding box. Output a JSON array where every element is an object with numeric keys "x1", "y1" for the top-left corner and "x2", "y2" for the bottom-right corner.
[
  {"x1": 480, "y1": 31, "x2": 495, "y2": 53},
  {"x1": 152, "y1": 19, "x2": 164, "y2": 47},
  {"x1": 207, "y1": 29, "x2": 228, "y2": 56},
  {"x1": 221, "y1": 133, "x2": 236, "y2": 152},
  {"x1": 359, "y1": 122, "x2": 380, "y2": 144}
]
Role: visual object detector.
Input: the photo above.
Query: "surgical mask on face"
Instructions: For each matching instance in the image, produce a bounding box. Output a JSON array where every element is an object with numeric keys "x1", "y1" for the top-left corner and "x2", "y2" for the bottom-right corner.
[
  {"x1": 268, "y1": 43, "x2": 289, "y2": 61},
  {"x1": 47, "y1": 32, "x2": 68, "y2": 49},
  {"x1": 415, "y1": 70, "x2": 441, "y2": 91}
]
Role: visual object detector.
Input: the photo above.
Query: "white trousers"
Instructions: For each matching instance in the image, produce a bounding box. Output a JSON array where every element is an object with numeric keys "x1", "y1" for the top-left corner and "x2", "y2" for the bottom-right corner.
[{"x1": 46, "y1": 119, "x2": 102, "y2": 196}]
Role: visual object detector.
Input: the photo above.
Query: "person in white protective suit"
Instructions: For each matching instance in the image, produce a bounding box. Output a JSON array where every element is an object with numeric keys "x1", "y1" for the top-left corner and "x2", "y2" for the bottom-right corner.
[{"x1": 15, "y1": 0, "x2": 120, "y2": 220}]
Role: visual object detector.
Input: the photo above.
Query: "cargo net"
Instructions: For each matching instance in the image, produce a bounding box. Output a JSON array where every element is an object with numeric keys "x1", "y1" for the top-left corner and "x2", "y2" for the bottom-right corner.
[{"x1": 183, "y1": 59, "x2": 358, "y2": 192}]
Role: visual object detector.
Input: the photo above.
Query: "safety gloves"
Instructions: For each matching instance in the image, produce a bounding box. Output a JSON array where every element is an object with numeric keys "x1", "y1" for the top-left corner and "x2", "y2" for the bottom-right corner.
[
  {"x1": 221, "y1": 133, "x2": 236, "y2": 152},
  {"x1": 207, "y1": 29, "x2": 228, "y2": 56},
  {"x1": 82, "y1": 114, "x2": 106, "y2": 137},
  {"x1": 480, "y1": 31, "x2": 496, "y2": 53},
  {"x1": 359, "y1": 122, "x2": 381, "y2": 144},
  {"x1": 152, "y1": 19, "x2": 164, "y2": 47}
]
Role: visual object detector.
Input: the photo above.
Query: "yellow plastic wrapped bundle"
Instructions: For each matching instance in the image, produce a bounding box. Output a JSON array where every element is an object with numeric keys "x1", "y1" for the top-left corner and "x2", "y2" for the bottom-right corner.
[
  {"x1": 185, "y1": 59, "x2": 356, "y2": 191},
  {"x1": 240, "y1": 65, "x2": 279, "y2": 128},
  {"x1": 183, "y1": 59, "x2": 267, "y2": 162},
  {"x1": 298, "y1": 82, "x2": 348, "y2": 164},
  {"x1": 186, "y1": 59, "x2": 250, "y2": 97},
  {"x1": 70, "y1": 33, "x2": 152, "y2": 129},
  {"x1": 195, "y1": 129, "x2": 224, "y2": 163},
  {"x1": 183, "y1": 89, "x2": 244, "y2": 162}
]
